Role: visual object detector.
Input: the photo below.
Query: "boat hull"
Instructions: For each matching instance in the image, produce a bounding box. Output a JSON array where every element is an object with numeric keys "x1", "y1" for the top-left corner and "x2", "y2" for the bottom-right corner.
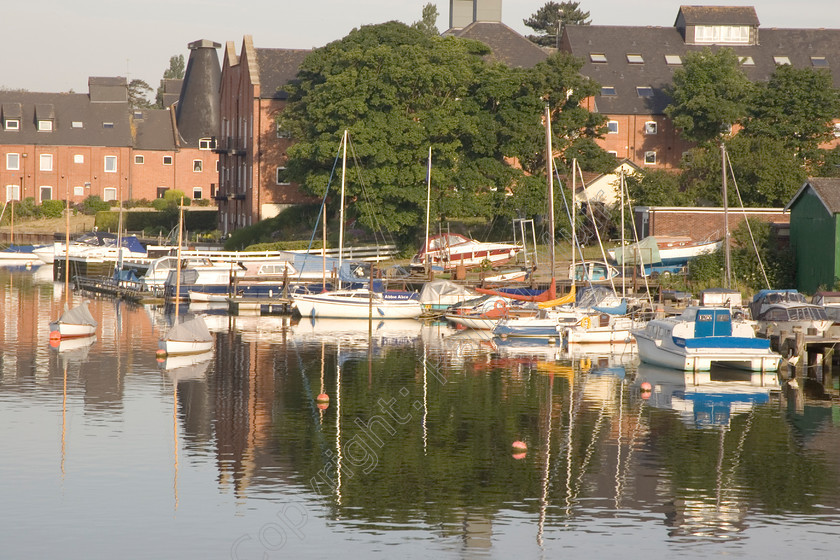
[
  {"x1": 294, "y1": 291, "x2": 422, "y2": 320},
  {"x1": 48, "y1": 322, "x2": 97, "y2": 339},
  {"x1": 634, "y1": 332, "x2": 780, "y2": 372},
  {"x1": 158, "y1": 339, "x2": 214, "y2": 356}
]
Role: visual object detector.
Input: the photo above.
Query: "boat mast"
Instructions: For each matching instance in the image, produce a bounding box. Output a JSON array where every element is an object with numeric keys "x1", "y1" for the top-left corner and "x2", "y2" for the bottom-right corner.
[
  {"x1": 338, "y1": 130, "x2": 347, "y2": 290},
  {"x1": 174, "y1": 197, "x2": 184, "y2": 323},
  {"x1": 64, "y1": 176, "x2": 71, "y2": 306},
  {"x1": 424, "y1": 146, "x2": 432, "y2": 275},
  {"x1": 722, "y1": 143, "x2": 732, "y2": 289},
  {"x1": 620, "y1": 168, "x2": 626, "y2": 297},
  {"x1": 545, "y1": 104, "x2": 556, "y2": 283}
]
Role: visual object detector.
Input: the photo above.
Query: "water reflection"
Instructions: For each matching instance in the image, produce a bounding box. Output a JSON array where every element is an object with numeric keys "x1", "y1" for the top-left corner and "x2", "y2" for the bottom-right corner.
[{"x1": 2, "y1": 268, "x2": 840, "y2": 558}]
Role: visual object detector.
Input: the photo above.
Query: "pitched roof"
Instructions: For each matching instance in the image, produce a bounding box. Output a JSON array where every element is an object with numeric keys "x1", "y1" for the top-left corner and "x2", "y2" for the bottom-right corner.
[
  {"x1": 676, "y1": 6, "x2": 759, "y2": 26},
  {"x1": 133, "y1": 108, "x2": 177, "y2": 151},
  {"x1": 562, "y1": 24, "x2": 840, "y2": 115},
  {"x1": 255, "y1": 48, "x2": 310, "y2": 99},
  {"x1": 786, "y1": 177, "x2": 840, "y2": 214},
  {"x1": 0, "y1": 90, "x2": 132, "y2": 147},
  {"x1": 449, "y1": 21, "x2": 549, "y2": 68}
]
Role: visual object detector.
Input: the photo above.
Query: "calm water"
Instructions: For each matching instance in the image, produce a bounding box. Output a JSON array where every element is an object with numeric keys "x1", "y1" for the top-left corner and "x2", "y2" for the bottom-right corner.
[{"x1": 2, "y1": 265, "x2": 840, "y2": 559}]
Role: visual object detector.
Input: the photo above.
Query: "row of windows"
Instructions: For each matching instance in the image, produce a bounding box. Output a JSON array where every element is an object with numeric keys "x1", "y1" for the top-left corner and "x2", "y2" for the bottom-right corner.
[
  {"x1": 6, "y1": 152, "x2": 215, "y2": 172},
  {"x1": 604, "y1": 149, "x2": 658, "y2": 165},
  {"x1": 3, "y1": 119, "x2": 112, "y2": 132},
  {"x1": 590, "y1": 52, "x2": 829, "y2": 68},
  {"x1": 4, "y1": 184, "x2": 206, "y2": 203},
  {"x1": 607, "y1": 121, "x2": 658, "y2": 135},
  {"x1": 600, "y1": 86, "x2": 654, "y2": 97}
]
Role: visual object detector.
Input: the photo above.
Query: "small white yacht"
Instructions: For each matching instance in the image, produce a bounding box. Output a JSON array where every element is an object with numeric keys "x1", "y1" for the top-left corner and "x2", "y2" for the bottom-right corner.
[{"x1": 633, "y1": 306, "x2": 780, "y2": 372}]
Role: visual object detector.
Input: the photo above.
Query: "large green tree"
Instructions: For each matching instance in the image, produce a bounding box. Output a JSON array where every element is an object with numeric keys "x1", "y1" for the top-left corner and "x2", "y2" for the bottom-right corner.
[
  {"x1": 742, "y1": 64, "x2": 840, "y2": 166},
  {"x1": 279, "y1": 22, "x2": 607, "y2": 241},
  {"x1": 127, "y1": 79, "x2": 153, "y2": 109},
  {"x1": 665, "y1": 48, "x2": 752, "y2": 145},
  {"x1": 412, "y1": 2, "x2": 439, "y2": 36},
  {"x1": 524, "y1": 1, "x2": 591, "y2": 47}
]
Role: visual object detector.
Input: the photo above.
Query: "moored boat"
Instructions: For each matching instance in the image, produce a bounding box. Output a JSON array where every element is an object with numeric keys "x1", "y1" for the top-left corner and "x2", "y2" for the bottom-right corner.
[
  {"x1": 633, "y1": 306, "x2": 780, "y2": 372},
  {"x1": 292, "y1": 288, "x2": 422, "y2": 320}
]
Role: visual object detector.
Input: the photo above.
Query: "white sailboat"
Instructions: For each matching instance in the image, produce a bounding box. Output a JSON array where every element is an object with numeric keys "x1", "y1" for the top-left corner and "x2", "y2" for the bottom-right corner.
[
  {"x1": 292, "y1": 130, "x2": 422, "y2": 320},
  {"x1": 49, "y1": 182, "x2": 97, "y2": 340},
  {"x1": 158, "y1": 198, "x2": 214, "y2": 356}
]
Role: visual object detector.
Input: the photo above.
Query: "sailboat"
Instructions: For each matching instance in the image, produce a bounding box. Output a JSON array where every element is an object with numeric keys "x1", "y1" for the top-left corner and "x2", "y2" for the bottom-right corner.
[
  {"x1": 49, "y1": 182, "x2": 97, "y2": 340},
  {"x1": 158, "y1": 198, "x2": 214, "y2": 356},
  {"x1": 292, "y1": 130, "x2": 422, "y2": 320}
]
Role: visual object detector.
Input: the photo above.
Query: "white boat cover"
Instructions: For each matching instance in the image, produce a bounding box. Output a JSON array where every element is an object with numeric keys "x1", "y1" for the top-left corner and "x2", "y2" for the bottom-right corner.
[
  {"x1": 610, "y1": 236, "x2": 660, "y2": 265},
  {"x1": 419, "y1": 279, "x2": 473, "y2": 305},
  {"x1": 166, "y1": 315, "x2": 212, "y2": 342},
  {"x1": 56, "y1": 302, "x2": 98, "y2": 328}
]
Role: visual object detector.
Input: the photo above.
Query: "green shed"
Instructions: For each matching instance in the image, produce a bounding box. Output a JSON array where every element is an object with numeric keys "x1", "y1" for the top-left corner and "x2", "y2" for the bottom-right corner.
[{"x1": 785, "y1": 177, "x2": 840, "y2": 293}]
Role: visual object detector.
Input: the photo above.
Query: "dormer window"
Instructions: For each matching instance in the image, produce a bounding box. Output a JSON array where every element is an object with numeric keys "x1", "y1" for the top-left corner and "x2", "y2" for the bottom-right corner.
[
  {"x1": 590, "y1": 53, "x2": 607, "y2": 63},
  {"x1": 4, "y1": 118, "x2": 20, "y2": 130},
  {"x1": 694, "y1": 25, "x2": 750, "y2": 44},
  {"x1": 665, "y1": 55, "x2": 682, "y2": 65},
  {"x1": 774, "y1": 56, "x2": 791, "y2": 66},
  {"x1": 37, "y1": 120, "x2": 53, "y2": 132},
  {"x1": 626, "y1": 54, "x2": 644, "y2": 64},
  {"x1": 198, "y1": 138, "x2": 216, "y2": 150}
]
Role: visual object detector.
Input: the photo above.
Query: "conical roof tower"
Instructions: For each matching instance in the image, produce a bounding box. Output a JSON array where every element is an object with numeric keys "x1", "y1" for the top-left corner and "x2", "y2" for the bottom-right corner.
[{"x1": 175, "y1": 39, "x2": 221, "y2": 147}]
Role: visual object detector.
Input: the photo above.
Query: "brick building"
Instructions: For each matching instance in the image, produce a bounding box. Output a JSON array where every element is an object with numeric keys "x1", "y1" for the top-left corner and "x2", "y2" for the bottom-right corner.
[
  {"x1": 559, "y1": 5, "x2": 840, "y2": 169},
  {"x1": 0, "y1": 40, "x2": 220, "y2": 206},
  {"x1": 215, "y1": 36, "x2": 312, "y2": 236}
]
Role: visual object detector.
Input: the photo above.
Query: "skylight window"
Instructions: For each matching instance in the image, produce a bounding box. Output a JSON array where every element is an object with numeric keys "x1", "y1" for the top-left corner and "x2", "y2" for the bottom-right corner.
[
  {"x1": 664, "y1": 54, "x2": 682, "y2": 65},
  {"x1": 811, "y1": 56, "x2": 829, "y2": 68},
  {"x1": 739, "y1": 56, "x2": 755, "y2": 66},
  {"x1": 774, "y1": 56, "x2": 791, "y2": 65},
  {"x1": 626, "y1": 54, "x2": 644, "y2": 64},
  {"x1": 590, "y1": 53, "x2": 607, "y2": 63},
  {"x1": 636, "y1": 86, "x2": 654, "y2": 97},
  {"x1": 600, "y1": 86, "x2": 616, "y2": 96}
]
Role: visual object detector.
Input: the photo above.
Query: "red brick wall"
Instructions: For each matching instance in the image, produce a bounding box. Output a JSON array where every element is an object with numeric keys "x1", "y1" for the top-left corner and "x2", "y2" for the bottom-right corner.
[{"x1": 639, "y1": 207, "x2": 789, "y2": 241}]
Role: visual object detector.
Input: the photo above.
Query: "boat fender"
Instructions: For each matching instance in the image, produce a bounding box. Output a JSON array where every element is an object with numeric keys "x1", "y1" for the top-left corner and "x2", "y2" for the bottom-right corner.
[{"x1": 494, "y1": 300, "x2": 506, "y2": 310}]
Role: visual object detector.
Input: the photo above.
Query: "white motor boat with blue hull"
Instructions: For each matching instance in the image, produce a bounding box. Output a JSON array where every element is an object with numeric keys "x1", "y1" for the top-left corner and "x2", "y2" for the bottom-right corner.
[{"x1": 633, "y1": 306, "x2": 781, "y2": 372}]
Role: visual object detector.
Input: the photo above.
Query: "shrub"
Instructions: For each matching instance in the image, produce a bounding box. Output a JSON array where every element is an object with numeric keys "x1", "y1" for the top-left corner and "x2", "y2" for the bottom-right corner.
[
  {"x1": 40, "y1": 199, "x2": 65, "y2": 218},
  {"x1": 81, "y1": 195, "x2": 111, "y2": 215}
]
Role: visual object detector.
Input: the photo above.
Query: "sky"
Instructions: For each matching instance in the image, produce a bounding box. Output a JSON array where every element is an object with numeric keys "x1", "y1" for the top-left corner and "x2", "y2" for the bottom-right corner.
[{"x1": 3, "y1": 0, "x2": 838, "y2": 95}]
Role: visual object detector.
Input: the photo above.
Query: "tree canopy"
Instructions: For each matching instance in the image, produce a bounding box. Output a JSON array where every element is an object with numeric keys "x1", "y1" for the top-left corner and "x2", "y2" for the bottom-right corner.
[
  {"x1": 154, "y1": 54, "x2": 186, "y2": 108},
  {"x1": 127, "y1": 79, "x2": 153, "y2": 109},
  {"x1": 279, "y1": 22, "x2": 607, "y2": 242},
  {"x1": 412, "y1": 3, "x2": 439, "y2": 36},
  {"x1": 524, "y1": 1, "x2": 591, "y2": 47}
]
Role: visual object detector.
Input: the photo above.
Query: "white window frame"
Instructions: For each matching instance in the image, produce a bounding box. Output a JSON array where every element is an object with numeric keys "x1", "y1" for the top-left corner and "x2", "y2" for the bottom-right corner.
[
  {"x1": 774, "y1": 56, "x2": 791, "y2": 65},
  {"x1": 6, "y1": 184, "x2": 20, "y2": 201},
  {"x1": 193, "y1": 159, "x2": 203, "y2": 172},
  {"x1": 73, "y1": 154, "x2": 84, "y2": 164},
  {"x1": 40, "y1": 153, "x2": 53, "y2": 171},
  {"x1": 834, "y1": 123, "x2": 840, "y2": 138},
  {"x1": 589, "y1": 53, "x2": 607, "y2": 63},
  {"x1": 199, "y1": 138, "x2": 215, "y2": 150},
  {"x1": 276, "y1": 166, "x2": 290, "y2": 185},
  {"x1": 103, "y1": 122, "x2": 115, "y2": 129},
  {"x1": 71, "y1": 121, "x2": 83, "y2": 128},
  {"x1": 607, "y1": 151, "x2": 618, "y2": 157},
  {"x1": 39, "y1": 186, "x2": 52, "y2": 202},
  {"x1": 644, "y1": 121, "x2": 658, "y2": 135},
  {"x1": 739, "y1": 56, "x2": 755, "y2": 66},
  {"x1": 607, "y1": 121, "x2": 619, "y2": 134},
  {"x1": 74, "y1": 186, "x2": 85, "y2": 197},
  {"x1": 104, "y1": 155, "x2": 118, "y2": 173},
  {"x1": 664, "y1": 54, "x2": 682, "y2": 65},
  {"x1": 695, "y1": 25, "x2": 750, "y2": 44},
  {"x1": 103, "y1": 187, "x2": 117, "y2": 202},
  {"x1": 601, "y1": 86, "x2": 616, "y2": 96},
  {"x1": 636, "y1": 86, "x2": 654, "y2": 97},
  {"x1": 37, "y1": 120, "x2": 53, "y2": 132},
  {"x1": 811, "y1": 56, "x2": 829, "y2": 68},
  {"x1": 644, "y1": 151, "x2": 657, "y2": 165},
  {"x1": 163, "y1": 155, "x2": 173, "y2": 165},
  {"x1": 6, "y1": 153, "x2": 20, "y2": 170},
  {"x1": 4, "y1": 119, "x2": 20, "y2": 131},
  {"x1": 193, "y1": 187, "x2": 203, "y2": 200},
  {"x1": 626, "y1": 54, "x2": 644, "y2": 64},
  {"x1": 134, "y1": 155, "x2": 144, "y2": 164}
]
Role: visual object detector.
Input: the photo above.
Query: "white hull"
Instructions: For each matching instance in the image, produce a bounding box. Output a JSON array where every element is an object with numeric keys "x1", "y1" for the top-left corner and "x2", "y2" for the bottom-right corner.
[
  {"x1": 159, "y1": 338, "x2": 214, "y2": 356},
  {"x1": 634, "y1": 332, "x2": 780, "y2": 372},
  {"x1": 445, "y1": 314, "x2": 498, "y2": 330},
  {"x1": 49, "y1": 322, "x2": 97, "y2": 339},
  {"x1": 564, "y1": 325, "x2": 638, "y2": 344},
  {"x1": 294, "y1": 290, "x2": 422, "y2": 320},
  {"x1": 189, "y1": 290, "x2": 229, "y2": 302}
]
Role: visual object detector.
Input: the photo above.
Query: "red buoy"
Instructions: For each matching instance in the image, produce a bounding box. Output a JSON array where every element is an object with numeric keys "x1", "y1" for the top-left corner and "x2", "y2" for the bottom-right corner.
[
  {"x1": 512, "y1": 440, "x2": 527, "y2": 451},
  {"x1": 316, "y1": 393, "x2": 329, "y2": 403}
]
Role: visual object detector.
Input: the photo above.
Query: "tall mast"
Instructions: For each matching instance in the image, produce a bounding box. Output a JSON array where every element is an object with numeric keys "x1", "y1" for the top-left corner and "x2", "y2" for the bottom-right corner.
[
  {"x1": 424, "y1": 146, "x2": 432, "y2": 275},
  {"x1": 174, "y1": 197, "x2": 184, "y2": 323},
  {"x1": 722, "y1": 143, "x2": 731, "y2": 289},
  {"x1": 64, "y1": 176, "x2": 71, "y2": 305},
  {"x1": 338, "y1": 130, "x2": 347, "y2": 290},
  {"x1": 545, "y1": 104, "x2": 556, "y2": 280}
]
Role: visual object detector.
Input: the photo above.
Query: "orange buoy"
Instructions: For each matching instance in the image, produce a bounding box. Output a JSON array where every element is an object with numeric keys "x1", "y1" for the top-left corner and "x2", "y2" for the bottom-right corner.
[
  {"x1": 155, "y1": 349, "x2": 167, "y2": 359},
  {"x1": 512, "y1": 440, "x2": 527, "y2": 451},
  {"x1": 49, "y1": 330, "x2": 61, "y2": 341},
  {"x1": 512, "y1": 452, "x2": 526, "y2": 460},
  {"x1": 641, "y1": 382, "x2": 652, "y2": 392},
  {"x1": 316, "y1": 402, "x2": 329, "y2": 410},
  {"x1": 316, "y1": 393, "x2": 330, "y2": 403}
]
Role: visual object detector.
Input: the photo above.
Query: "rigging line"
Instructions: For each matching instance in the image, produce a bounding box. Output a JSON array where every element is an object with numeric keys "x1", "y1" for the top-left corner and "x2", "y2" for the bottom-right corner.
[
  {"x1": 553, "y1": 162, "x2": 592, "y2": 290},
  {"x1": 297, "y1": 140, "x2": 343, "y2": 284},
  {"x1": 578, "y1": 163, "x2": 617, "y2": 294},
  {"x1": 346, "y1": 138, "x2": 397, "y2": 251},
  {"x1": 726, "y1": 154, "x2": 771, "y2": 290}
]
